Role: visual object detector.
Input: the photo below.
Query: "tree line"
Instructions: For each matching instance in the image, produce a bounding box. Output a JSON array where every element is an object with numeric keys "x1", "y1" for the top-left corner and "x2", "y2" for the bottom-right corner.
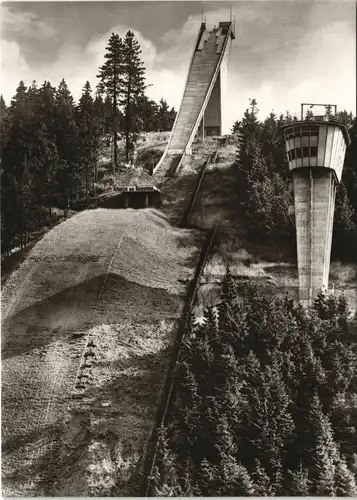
[
  {"x1": 232, "y1": 99, "x2": 357, "y2": 261},
  {"x1": 150, "y1": 269, "x2": 357, "y2": 496},
  {"x1": 0, "y1": 30, "x2": 176, "y2": 257}
]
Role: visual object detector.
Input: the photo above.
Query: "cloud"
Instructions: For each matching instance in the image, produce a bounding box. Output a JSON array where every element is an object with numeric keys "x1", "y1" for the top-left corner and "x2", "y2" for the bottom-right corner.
[
  {"x1": 0, "y1": 39, "x2": 32, "y2": 99},
  {"x1": 86, "y1": 26, "x2": 157, "y2": 70},
  {"x1": 1, "y1": 2, "x2": 355, "y2": 136},
  {"x1": 0, "y1": 24, "x2": 158, "y2": 102},
  {"x1": 1, "y1": 5, "x2": 57, "y2": 40}
]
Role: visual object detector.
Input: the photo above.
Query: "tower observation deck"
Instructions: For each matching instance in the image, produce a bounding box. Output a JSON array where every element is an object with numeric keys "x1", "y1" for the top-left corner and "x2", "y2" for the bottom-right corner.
[{"x1": 280, "y1": 104, "x2": 351, "y2": 307}]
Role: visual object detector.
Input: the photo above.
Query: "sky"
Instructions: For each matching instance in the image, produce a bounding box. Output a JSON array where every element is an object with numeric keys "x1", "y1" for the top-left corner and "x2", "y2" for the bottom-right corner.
[{"x1": 1, "y1": 0, "x2": 356, "y2": 133}]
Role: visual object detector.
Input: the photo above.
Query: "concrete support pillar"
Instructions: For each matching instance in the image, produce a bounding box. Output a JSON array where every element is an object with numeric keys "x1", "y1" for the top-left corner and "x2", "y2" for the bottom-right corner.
[
  {"x1": 144, "y1": 194, "x2": 149, "y2": 208},
  {"x1": 204, "y1": 71, "x2": 222, "y2": 136},
  {"x1": 293, "y1": 169, "x2": 337, "y2": 307}
]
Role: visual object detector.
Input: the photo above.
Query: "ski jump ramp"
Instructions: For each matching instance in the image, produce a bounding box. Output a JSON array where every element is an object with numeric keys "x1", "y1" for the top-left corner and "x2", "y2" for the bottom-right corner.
[{"x1": 154, "y1": 21, "x2": 235, "y2": 176}]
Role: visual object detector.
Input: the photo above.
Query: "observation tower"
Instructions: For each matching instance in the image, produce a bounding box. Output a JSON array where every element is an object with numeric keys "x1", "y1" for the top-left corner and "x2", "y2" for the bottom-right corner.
[{"x1": 280, "y1": 104, "x2": 350, "y2": 307}]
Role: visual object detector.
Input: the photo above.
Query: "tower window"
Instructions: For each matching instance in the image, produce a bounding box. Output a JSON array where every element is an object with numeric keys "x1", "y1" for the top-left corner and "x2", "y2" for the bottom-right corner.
[{"x1": 310, "y1": 146, "x2": 317, "y2": 156}]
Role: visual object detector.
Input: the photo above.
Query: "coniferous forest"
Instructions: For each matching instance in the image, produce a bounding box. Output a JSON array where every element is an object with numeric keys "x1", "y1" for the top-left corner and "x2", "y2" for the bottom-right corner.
[
  {"x1": 151, "y1": 273, "x2": 357, "y2": 496},
  {"x1": 0, "y1": 30, "x2": 176, "y2": 258}
]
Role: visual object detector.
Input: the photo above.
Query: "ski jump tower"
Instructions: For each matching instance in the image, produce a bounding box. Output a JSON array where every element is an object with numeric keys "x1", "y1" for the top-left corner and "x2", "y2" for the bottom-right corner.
[
  {"x1": 280, "y1": 104, "x2": 350, "y2": 307},
  {"x1": 154, "y1": 21, "x2": 234, "y2": 174}
]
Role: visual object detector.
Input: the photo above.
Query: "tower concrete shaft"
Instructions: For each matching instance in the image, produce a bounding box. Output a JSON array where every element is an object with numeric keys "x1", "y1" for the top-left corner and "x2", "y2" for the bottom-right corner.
[
  {"x1": 280, "y1": 116, "x2": 350, "y2": 307},
  {"x1": 293, "y1": 168, "x2": 337, "y2": 306}
]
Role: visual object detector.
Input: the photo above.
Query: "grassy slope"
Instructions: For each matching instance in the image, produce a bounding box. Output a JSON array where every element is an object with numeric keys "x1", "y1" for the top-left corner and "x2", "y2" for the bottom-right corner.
[
  {"x1": 1, "y1": 208, "x2": 203, "y2": 496},
  {"x1": 157, "y1": 138, "x2": 220, "y2": 225}
]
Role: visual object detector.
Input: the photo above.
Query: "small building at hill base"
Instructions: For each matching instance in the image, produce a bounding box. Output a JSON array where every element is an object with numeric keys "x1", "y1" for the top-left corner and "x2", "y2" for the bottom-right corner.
[{"x1": 114, "y1": 168, "x2": 161, "y2": 209}]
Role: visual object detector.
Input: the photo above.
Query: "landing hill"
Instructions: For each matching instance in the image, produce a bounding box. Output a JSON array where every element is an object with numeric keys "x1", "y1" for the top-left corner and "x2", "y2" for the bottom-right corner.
[{"x1": 1, "y1": 208, "x2": 204, "y2": 496}]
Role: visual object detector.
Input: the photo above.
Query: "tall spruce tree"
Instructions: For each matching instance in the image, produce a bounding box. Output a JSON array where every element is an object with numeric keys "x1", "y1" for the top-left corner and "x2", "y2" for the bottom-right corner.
[
  {"x1": 97, "y1": 33, "x2": 124, "y2": 171},
  {"x1": 76, "y1": 81, "x2": 103, "y2": 203},
  {"x1": 54, "y1": 79, "x2": 79, "y2": 213},
  {"x1": 120, "y1": 30, "x2": 146, "y2": 161}
]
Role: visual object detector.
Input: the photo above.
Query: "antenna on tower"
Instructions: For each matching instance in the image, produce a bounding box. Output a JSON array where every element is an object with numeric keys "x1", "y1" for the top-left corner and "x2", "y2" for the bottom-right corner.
[
  {"x1": 201, "y1": 7, "x2": 204, "y2": 23},
  {"x1": 230, "y1": 5, "x2": 232, "y2": 22}
]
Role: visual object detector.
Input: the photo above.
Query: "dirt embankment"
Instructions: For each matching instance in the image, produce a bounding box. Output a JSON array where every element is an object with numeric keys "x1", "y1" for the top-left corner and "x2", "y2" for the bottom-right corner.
[{"x1": 1, "y1": 208, "x2": 204, "y2": 496}]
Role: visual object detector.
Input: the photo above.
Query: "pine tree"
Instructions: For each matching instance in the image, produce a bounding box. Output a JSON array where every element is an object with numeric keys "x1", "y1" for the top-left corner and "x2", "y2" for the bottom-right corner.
[
  {"x1": 156, "y1": 98, "x2": 176, "y2": 132},
  {"x1": 196, "y1": 458, "x2": 219, "y2": 495},
  {"x1": 150, "y1": 425, "x2": 179, "y2": 496},
  {"x1": 350, "y1": 453, "x2": 357, "y2": 478},
  {"x1": 0, "y1": 94, "x2": 12, "y2": 253},
  {"x1": 54, "y1": 80, "x2": 79, "y2": 212},
  {"x1": 2, "y1": 81, "x2": 35, "y2": 249},
  {"x1": 334, "y1": 454, "x2": 357, "y2": 496},
  {"x1": 220, "y1": 265, "x2": 237, "y2": 306},
  {"x1": 26, "y1": 121, "x2": 59, "y2": 214},
  {"x1": 150, "y1": 263, "x2": 357, "y2": 497},
  {"x1": 336, "y1": 110, "x2": 354, "y2": 128},
  {"x1": 97, "y1": 33, "x2": 124, "y2": 171},
  {"x1": 261, "y1": 111, "x2": 278, "y2": 145},
  {"x1": 243, "y1": 355, "x2": 294, "y2": 476},
  {"x1": 76, "y1": 81, "x2": 103, "y2": 203},
  {"x1": 333, "y1": 181, "x2": 357, "y2": 261},
  {"x1": 252, "y1": 459, "x2": 271, "y2": 496},
  {"x1": 288, "y1": 461, "x2": 311, "y2": 496},
  {"x1": 303, "y1": 393, "x2": 339, "y2": 495},
  {"x1": 120, "y1": 31, "x2": 146, "y2": 161},
  {"x1": 134, "y1": 95, "x2": 158, "y2": 132},
  {"x1": 219, "y1": 457, "x2": 255, "y2": 495},
  {"x1": 231, "y1": 119, "x2": 240, "y2": 134},
  {"x1": 236, "y1": 98, "x2": 261, "y2": 171},
  {"x1": 37, "y1": 81, "x2": 57, "y2": 135}
]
